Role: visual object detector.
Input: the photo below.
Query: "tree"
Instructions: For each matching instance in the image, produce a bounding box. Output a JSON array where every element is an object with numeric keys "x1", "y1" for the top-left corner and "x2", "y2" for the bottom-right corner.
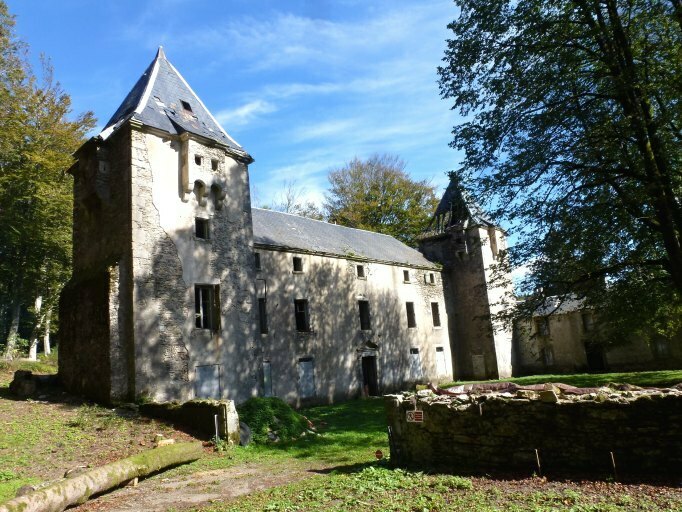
[
  {"x1": 0, "y1": 1, "x2": 95, "y2": 358},
  {"x1": 270, "y1": 179, "x2": 324, "y2": 220},
  {"x1": 324, "y1": 154, "x2": 438, "y2": 247},
  {"x1": 438, "y1": 0, "x2": 682, "y2": 343}
]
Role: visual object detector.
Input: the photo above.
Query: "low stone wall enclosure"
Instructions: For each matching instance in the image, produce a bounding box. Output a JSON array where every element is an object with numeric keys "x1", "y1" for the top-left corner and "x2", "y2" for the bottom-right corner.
[{"x1": 385, "y1": 383, "x2": 682, "y2": 475}]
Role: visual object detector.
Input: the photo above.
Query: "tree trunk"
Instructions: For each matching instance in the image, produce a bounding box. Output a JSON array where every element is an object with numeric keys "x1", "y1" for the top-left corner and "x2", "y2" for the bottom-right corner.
[
  {"x1": 43, "y1": 307, "x2": 52, "y2": 356},
  {"x1": 28, "y1": 296, "x2": 43, "y2": 361},
  {"x1": 4, "y1": 297, "x2": 22, "y2": 360},
  {"x1": 0, "y1": 442, "x2": 203, "y2": 512}
]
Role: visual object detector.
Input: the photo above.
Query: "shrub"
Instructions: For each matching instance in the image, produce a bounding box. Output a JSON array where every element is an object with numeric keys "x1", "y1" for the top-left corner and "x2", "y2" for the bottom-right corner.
[{"x1": 237, "y1": 397, "x2": 309, "y2": 444}]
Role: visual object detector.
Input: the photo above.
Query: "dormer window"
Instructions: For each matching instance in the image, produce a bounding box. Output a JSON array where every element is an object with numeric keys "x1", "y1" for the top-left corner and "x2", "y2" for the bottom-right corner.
[{"x1": 181, "y1": 100, "x2": 193, "y2": 112}]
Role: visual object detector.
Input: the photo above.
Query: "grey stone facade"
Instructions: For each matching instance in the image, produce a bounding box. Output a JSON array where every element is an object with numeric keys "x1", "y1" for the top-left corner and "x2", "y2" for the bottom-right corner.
[{"x1": 59, "y1": 49, "x2": 513, "y2": 405}]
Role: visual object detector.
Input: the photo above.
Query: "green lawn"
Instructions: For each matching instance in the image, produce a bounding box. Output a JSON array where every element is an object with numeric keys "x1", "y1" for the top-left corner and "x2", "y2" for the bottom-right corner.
[{"x1": 439, "y1": 368, "x2": 682, "y2": 389}]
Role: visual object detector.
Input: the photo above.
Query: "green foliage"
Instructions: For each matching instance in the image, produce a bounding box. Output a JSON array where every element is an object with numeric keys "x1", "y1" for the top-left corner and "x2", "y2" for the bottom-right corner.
[
  {"x1": 324, "y1": 154, "x2": 438, "y2": 247},
  {"x1": 237, "y1": 397, "x2": 309, "y2": 444},
  {"x1": 438, "y1": 1, "x2": 682, "y2": 343},
  {"x1": 0, "y1": 0, "x2": 95, "y2": 356}
]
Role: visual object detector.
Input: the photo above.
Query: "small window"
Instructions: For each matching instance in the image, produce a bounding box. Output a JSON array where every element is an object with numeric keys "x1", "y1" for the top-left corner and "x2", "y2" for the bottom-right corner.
[
  {"x1": 211, "y1": 158, "x2": 219, "y2": 171},
  {"x1": 536, "y1": 317, "x2": 550, "y2": 336},
  {"x1": 356, "y1": 265, "x2": 366, "y2": 278},
  {"x1": 403, "y1": 269, "x2": 410, "y2": 282},
  {"x1": 258, "y1": 298, "x2": 268, "y2": 334},
  {"x1": 431, "y1": 302, "x2": 441, "y2": 327},
  {"x1": 181, "y1": 100, "x2": 193, "y2": 112},
  {"x1": 195, "y1": 284, "x2": 220, "y2": 330},
  {"x1": 358, "y1": 300, "x2": 371, "y2": 331},
  {"x1": 429, "y1": 273, "x2": 435, "y2": 284},
  {"x1": 195, "y1": 218, "x2": 210, "y2": 240},
  {"x1": 410, "y1": 347, "x2": 419, "y2": 355},
  {"x1": 293, "y1": 256, "x2": 303, "y2": 272},
  {"x1": 406, "y1": 302, "x2": 416, "y2": 328},
  {"x1": 254, "y1": 252, "x2": 261, "y2": 270},
  {"x1": 194, "y1": 154, "x2": 202, "y2": 166},
  {"x1": 294, "y1": 299, "x2": 310, "y2": 332}
]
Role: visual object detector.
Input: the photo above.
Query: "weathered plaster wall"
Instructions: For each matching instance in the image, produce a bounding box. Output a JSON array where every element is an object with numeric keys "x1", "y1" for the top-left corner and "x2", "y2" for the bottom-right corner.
[
  {"x1": 129, "y1": 129, "x2": 259, "y2": 403},
  {"x1": 420, "y1": 226, "x2": 513, "y2": 380},
  {"x1": 386, "y1": 389, "x2": 682, "y2": 474},
  {"x1": 255, "y1": 248, "x2": 452, "y2": 406}
]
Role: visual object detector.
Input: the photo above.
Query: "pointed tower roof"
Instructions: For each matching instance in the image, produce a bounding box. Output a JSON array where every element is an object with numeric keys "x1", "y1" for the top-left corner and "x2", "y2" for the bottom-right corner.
[
  {"x1": 424, "y1": 172, "x2": 496, "y2": 235},
  {"x1": 99, "y1": 47, "x2": 251, "y2": 161}
]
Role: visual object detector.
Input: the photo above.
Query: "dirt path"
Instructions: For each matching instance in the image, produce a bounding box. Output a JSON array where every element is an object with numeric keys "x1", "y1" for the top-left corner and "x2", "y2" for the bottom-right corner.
[{"x1": 75, "y1": 460, "x2": 329, "y2": 512}]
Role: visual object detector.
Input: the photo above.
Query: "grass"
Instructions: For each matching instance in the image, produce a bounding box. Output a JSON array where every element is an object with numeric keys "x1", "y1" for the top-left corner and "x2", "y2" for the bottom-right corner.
[{"x1": 439, "y1": 369, "x2": 682, "y2": 389}]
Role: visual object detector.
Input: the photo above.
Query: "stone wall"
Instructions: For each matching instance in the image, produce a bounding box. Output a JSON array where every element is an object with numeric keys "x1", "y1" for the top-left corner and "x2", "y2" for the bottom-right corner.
[{"x1": 385, "y1": 387, "x2": 682, "y2": 475}]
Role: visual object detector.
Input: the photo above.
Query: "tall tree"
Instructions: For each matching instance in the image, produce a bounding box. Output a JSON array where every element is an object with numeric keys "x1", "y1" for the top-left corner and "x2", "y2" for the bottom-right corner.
[
  {"x1": 324, "y1": 154, "x2": 438, "y2": 247},
  {"x1": 270, "y1": 179, "x2": 324, "y2": 220},
  {"x1": 438, "y1": 0, "x2": 682, "y2": 342},
  {"x1": 0, "y1": 1, "x2": 95, "y2": 358}
]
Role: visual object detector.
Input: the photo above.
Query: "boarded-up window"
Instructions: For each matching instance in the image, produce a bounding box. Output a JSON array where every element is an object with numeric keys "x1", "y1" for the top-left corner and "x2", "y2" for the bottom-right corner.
[
  {"x1": 298, "y1": 357, "x2": 315, "y2": 399},
  {"x1": 258, "y1": 298, "x2": 268, "y2": 334},
  {"x1": 358, "y1": 300, "x2": 371, "y2": 330},
  {"x1": 294, "y1": 299, "x2": 310, "y2": 332},
  {"x1": 409, "y1": 348, "x2": 422, "y2": 379},
  {"x1": 263, "y1": 361, "x2": 273, "y2": 397},
  {"x1": 431, "y1": 302, "x2": 441, "y2": 327},
  {"x1": 195, "y1": 284, "x2": 220, "y2": 330},
  {"x1": 406, "y1": 302, "x2": 416, "y2": 328},
  {"x1": 195, "y1": 364, "x2": 221, "y2": 399},
  {"x1": 436, "y1": 346, "x2": 447, "y2": 376}
]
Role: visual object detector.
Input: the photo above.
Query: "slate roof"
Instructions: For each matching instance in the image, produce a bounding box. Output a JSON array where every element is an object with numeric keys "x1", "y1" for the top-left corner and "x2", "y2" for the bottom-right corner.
[
  {"x1": 98, "y1": 47, "x2": 251, "y2": 161},
  {"x1": 428, "y1": 172, "x2": 496, "y2": 231},
  {"x1": 252, "y1": 208, "x2": 438, "y2": 268}
]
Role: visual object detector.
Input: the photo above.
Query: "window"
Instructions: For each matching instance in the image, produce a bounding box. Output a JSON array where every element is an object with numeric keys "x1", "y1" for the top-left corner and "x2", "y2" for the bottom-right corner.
[
  {"x1": 536, "y1": 317, "x2": 550, "y2": 336},
  {"x1": 211, "y1": 158, "x2": 219, "y2": 171},
  {"x1": 405, "y1": 302, "x2": 416, "y2": 328},
  {"x1": 431, "y1": 302, "x2": 441, "y2": 327},
  {"x1": 298, "y1": 357, "x2": 316, "y2": 399},
  {"x1": 258, "y1": 298, "x2": 268, "y2": 334},
  {"x1": 356, "y1": 265, "x2": 366, "y2": 278},
  {"x1": 294, "y1": 299, "x2": 310, "y2": 332},
  {"x1": 358, "y1": 300, "x2": 371, "y2": 330},
  {"x1": 195, "y1": 217, "x2": 209, "y2": 240},
  {"x1": 409, "y1": 348, "x2": 422, "y2": 379},
  {"x1": 435, "y1": 347, "x2": 447, "y2": 376},
  {"x1": 403, "y1": 269, "x2": 410, "y2": 282},
  {"x1": 181, "y1": 100, "x2": 193, "y2": 112},
  {"x1": 254, "y1": 252, "x2": 261, "y2": 270},
  {"x1": 263, "y1": 361, "x2": 273, "y2": 397},
  {"x1": 194, "y1": 154, "x2": 202, "y2": 166},
  {"x1": 428, "y1": 273, "x2": 435, "y2": 285},
  {"x1": 293, "y1": 256, "x2": 303, "y2": 272},
  {"x1": 195, "y1": 284, "x2": 220, "y2": 330}
]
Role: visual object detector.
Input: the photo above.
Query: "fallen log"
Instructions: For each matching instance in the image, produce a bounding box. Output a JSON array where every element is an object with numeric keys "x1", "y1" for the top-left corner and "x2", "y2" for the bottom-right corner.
[{"x1": 0, "y1": 442, "x2": 203, "y2": 512}]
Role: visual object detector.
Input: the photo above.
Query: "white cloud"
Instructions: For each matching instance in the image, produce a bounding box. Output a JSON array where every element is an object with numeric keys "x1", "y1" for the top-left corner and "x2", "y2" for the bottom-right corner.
[{"x1": 214, "y1": 100, "x2": 277, "y2": 127}]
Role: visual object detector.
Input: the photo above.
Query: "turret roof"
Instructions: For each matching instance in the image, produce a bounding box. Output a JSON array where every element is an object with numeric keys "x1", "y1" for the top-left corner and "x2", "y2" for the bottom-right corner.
[{"x1": 98, "y1": 47, "x2": 251, "y2": 161}]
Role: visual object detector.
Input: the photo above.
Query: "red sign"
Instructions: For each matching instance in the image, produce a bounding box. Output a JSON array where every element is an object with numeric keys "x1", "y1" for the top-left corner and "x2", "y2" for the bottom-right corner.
[{"x1": 406, "y1": 410, "x2": 424, "y2": 423}]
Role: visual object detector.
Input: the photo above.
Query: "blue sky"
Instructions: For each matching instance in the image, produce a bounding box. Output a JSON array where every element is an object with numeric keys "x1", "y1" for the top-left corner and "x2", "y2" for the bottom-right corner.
[{"x1": 7, "y1": 0, "x2": 462, "y2": 209}]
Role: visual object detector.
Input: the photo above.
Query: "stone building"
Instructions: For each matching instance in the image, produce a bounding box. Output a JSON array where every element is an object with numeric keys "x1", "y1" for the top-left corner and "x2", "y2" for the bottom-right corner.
[{"x1": 59, "y1": 49, "x2": 511, "y2": 405}]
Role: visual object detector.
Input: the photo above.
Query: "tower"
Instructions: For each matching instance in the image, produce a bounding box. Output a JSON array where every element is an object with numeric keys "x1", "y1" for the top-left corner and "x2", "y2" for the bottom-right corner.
[
  {"x1": 59, "y1": 48, "x2": 260, "y2": 403},
  {"x1": 419, "y1": 173, "x2": 514, "y2": 379}
]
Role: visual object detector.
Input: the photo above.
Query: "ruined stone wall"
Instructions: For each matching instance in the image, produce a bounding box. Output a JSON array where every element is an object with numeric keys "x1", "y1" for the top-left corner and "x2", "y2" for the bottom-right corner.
[
  {"x1": 129, "y1": 129, "x2": 259, "y2": 403},
  {"x1": 255, "y1": 248, "x2": 451, "y2": 406},
  {"x1": 60, "y1": 128, "x2": 134, "y2": 403},
  {"x1": 386, "y1": 389, "x2": 682, "y2": 474}
]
